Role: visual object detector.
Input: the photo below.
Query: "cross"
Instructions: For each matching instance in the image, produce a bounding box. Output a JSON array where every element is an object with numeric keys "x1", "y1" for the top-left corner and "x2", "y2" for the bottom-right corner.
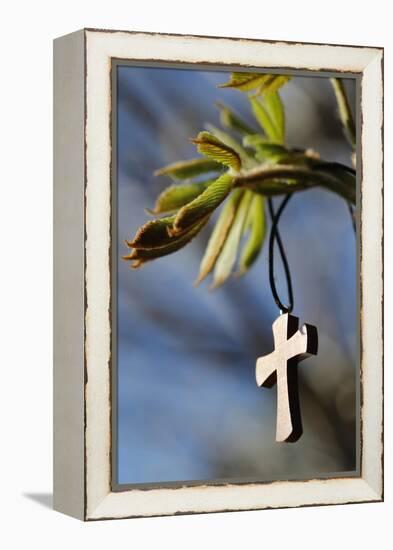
[{"x1": 256, "y1": 313, "x2": 318, "y2": 443}]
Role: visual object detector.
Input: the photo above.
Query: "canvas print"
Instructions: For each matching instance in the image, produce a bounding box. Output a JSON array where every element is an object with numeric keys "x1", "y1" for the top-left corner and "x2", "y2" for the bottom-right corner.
[{"x1": 113, "y1": 65, "x2": 357, "y2": 487}]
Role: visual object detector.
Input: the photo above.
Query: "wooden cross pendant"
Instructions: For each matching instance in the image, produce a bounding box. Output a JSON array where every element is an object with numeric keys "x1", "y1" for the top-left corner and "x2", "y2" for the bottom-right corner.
[{"x1": 256, "y1": 313, "x2": 318, "y2": 443}]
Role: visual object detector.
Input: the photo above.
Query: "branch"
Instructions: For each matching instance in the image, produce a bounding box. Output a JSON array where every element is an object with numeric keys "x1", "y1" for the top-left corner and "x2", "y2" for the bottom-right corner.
[
  {"x1": 233, "y1": 163, "x2": 355, "y2": 204},
  {"x1": 330, "y1": 78, "x2": 356, "y2": 149}
]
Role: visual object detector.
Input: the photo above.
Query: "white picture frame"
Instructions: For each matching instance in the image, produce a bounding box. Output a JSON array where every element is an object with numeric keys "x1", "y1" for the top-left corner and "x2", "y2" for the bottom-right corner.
[{"x1": 53, "y1": 28, "x2": 383, "y2": 520}]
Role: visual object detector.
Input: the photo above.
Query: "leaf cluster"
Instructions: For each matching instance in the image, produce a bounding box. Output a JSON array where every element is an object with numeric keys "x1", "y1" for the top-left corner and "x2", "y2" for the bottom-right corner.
[{"x1": 124, "y1": 72, "x2": 356, "y2": 288}]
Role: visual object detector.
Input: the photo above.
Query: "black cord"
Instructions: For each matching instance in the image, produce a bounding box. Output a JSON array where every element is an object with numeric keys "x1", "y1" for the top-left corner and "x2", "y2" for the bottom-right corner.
[
  {"x1": 267, "y1": 194, "x2": 294, "y2": 314},
  {"x1": 347, "y1": 201, "x2": 356, "y2": 234},
  {"x1": 267, "y1": 192, "x2": 354, "y2": 313}
]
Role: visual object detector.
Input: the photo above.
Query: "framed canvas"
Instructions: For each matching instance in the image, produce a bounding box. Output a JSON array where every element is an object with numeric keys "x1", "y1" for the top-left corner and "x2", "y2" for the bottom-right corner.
[{"x1": 53, "y1": 28, "x2": 383, "y2": 521}]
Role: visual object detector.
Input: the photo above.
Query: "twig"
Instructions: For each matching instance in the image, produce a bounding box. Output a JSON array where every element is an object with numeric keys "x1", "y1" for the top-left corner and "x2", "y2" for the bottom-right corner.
[
  {"x1": 330, "y1": 78, "x2": 356, "y2": 149},
  {"x1": 234, "y1": 164, "x2": 356, "y2": 204}
]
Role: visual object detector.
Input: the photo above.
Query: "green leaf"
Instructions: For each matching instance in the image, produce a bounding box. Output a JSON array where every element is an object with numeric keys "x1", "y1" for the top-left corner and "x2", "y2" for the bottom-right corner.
[
  {"x1": 205, "y1": 124, "x2": 254, "y2": 169},
  {"x1": 249, "y1": 97, "x2": 281, "y2": 143},
  {"x1": 260, "y1": 76, "x2": 291, "y2": 95},
  {"x1": 154, "y1": 158, "x2": 222, "y2": 180},
  {"x1": 212, "y1": 190, "x2": 253, "y2": 288},
  {"x1": 216, "y1": 102, "x2": 255, "y2": 135},
  {"x1": 195, "y1": 189, "x2": 244, "y2": 285},
  {"x1": 191, "y1": 131, "x2": 241, "y2": 171},
  {"x1": 124, "y1": 216, "x2": 209, "y2": 268},
  {"x1": 254, "y1": 149, "x2": 287, "y2": 164},
  {"x1": 219, "y1": 72, "x2": 290, "y2": 95},
  {"x1": 330, "y1": 78, "x2": 356, "y2": 149},
  {"x1": 218, "y1": 72, "x2": 272, "y2": 92},
  {"x1": 172, "y1": 172, "x2": 234, "y2": 235},
  {"x1": 242, "y1": 134, "x2": 268, "y2": 148},
  {"x1": 243, "y1": 135, "x2": 288, "y2": 162},
  {"x1": 263, "y1": 92, "x2": 285, "y2": 144},
  {"x1": 127, "y1": 215, "x2": 176, "y2": 249},
  {"x1": 238, "y1": 194, "x2": 266, "y2": 275},
  {"x1": 153, "y1": 180, "x2": 213, "y2": 214}
]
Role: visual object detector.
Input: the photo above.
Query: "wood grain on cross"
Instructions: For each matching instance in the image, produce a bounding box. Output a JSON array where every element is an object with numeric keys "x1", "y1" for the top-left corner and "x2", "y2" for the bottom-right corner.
[{"x1": 256, "y1": 313, "x2": 318, "y2": 443}]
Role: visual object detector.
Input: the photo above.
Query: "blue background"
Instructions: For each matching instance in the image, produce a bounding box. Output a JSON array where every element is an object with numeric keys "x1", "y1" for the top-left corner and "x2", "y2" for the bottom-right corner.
[{"x1": 116, "y1": 66, "x2": 357, "y2": 485}]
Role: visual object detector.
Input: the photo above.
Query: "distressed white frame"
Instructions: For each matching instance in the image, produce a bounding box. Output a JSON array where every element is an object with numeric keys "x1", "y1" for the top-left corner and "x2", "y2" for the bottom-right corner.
[{"x1": 53, "y1": 29, "x2": 383, "y2": 521}]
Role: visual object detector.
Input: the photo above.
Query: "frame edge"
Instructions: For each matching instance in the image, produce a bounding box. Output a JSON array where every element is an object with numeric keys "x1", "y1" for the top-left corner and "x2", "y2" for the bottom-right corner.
[
  {"x1": 83, "y1": 29, "x2": 384, "y2": 520},
  {"x1": 53, "y1": 29, "x2": 86, "y2": 521}
]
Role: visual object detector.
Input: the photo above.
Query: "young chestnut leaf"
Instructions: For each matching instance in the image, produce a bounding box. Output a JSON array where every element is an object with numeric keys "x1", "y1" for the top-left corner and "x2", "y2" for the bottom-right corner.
[
  {"x1": 219, "y1": 73, "x2": 291, "y2": 96},
  {"x1": 171, "y1": 172, "x2": 234, "y2": 235},
  {"x1": 205, "y1": 124, "x2": 255, "y2": 169},
  {"x1": 154, "y1": 157, "x2": 222, "y2": 180},
  {"x1": 330, "y1": 78, "x2": 356, "y2": 149},
  {"x1": 153, "y1": 179, "x2": 214, "y2": 214},
  {"x1": 254, "y1": 150, "x2": 286, "y2": 164},
  {"x1": 216, "y1": 102, "x2": 255, "y2": 135},
  {"x1": 263, "y1": 92, "x2": 285, "y2": 144},
  {"x1": 124, "y1": 216, "x2": 210, "y2": 268},
  {"x1": 195, "y1": 188, "x2": 244, "y2": 285},
  {"x1": 242, "y1": 136, "x2": 288, "y2": 163},
  {"x1": 249, "y1": 97, "x2": 282, "y2": 143},
  {"x1": 191, "y1": 131, "x2": 241, "y2": 171},
  {"x1": 212, "y1": 190, "x2": 253, "y2": 289},
  {"x1": 128, "y1": 215, "x2": 176, "y2": 249},
  {"x1": 238, "y1": 194, "x2": 266, "y2": 275},
  {"x1": 260, "y1": 76, "x2": 291, "y2": 95},
  {"x1": 218, "y1": 72, "x2": 272, "y2": 92},
  {"x1": 242, "y1": 134, "x2": 269, "y2": 149}
]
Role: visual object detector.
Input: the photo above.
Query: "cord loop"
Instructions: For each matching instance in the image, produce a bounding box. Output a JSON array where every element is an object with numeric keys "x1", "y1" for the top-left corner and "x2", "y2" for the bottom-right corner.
[{"x1": 267, "y1": 194, "x2": 294, "y2": 314}]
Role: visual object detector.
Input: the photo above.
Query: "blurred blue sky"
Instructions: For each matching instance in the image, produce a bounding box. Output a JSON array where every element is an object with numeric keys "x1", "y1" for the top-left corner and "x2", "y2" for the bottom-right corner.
[{"x1": 116, "y1": 66, "x2": 357, "y2": 485}]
